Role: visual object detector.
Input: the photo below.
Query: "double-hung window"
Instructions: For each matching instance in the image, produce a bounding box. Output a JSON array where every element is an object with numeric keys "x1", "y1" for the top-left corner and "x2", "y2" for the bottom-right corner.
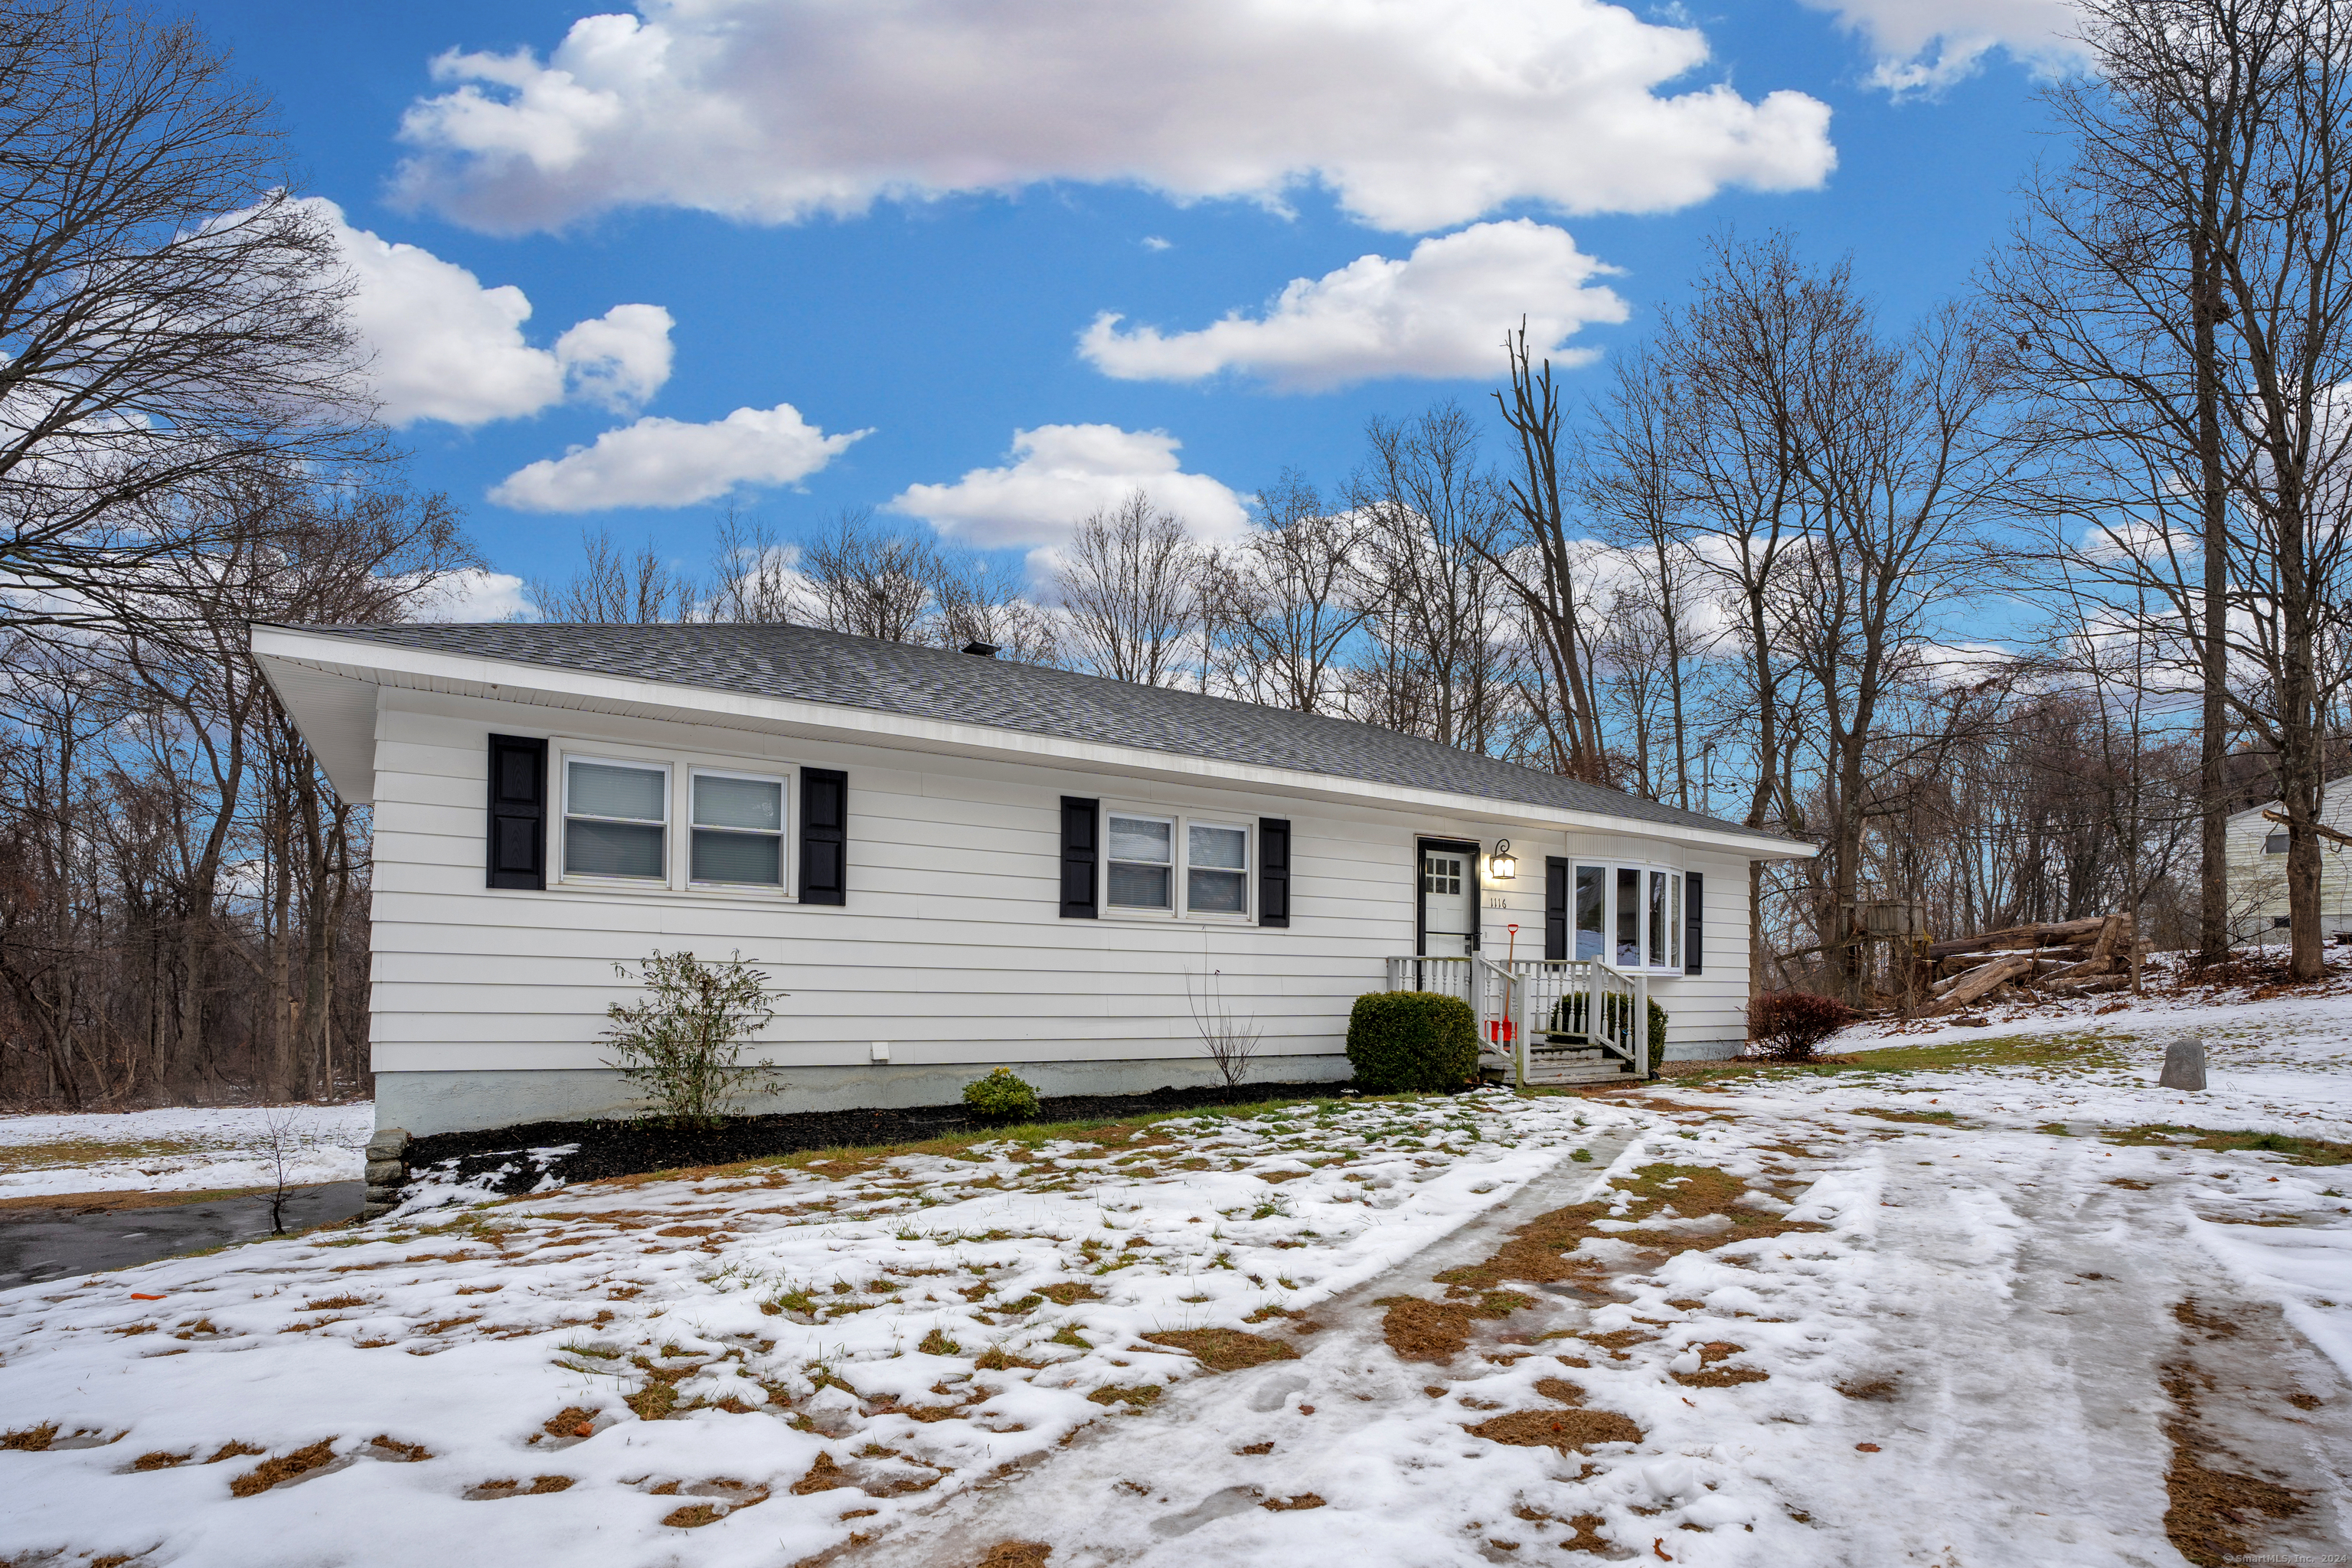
[
  {"x1": 691, "y1": 770, "x2": 784, "y2": 887},
  {"x1": 1187, "y1": 822, "x2": 1249, "y2": 913},
  {"x1": 553, "y1": 743, "x2": 796, "y2": 896},
  {"x1": 1108, "y1": 814, "x2": 1174, "y2": 910},
  {"x1": 564, "y1": 758, "x2": 668, "y2": 880},
  {"x1": 1106, "y1": 810, "x2": 1250, "y2": 919}
]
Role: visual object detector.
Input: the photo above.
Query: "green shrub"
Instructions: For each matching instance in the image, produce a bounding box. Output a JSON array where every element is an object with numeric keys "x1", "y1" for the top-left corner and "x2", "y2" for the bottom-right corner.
[
  {"x1": 1648, "y1": 997, "x2": 1668, "y2": 1060},
  {"x1": 1346, "y1": 991, "x2": 1480, "y2": 1093},
  {"x1": 599, "y1": 949, "x2": 781, "y2": 1127},
  {"x1": 963, "y1": 1067, "x2": 1040, "y2": 1122}
]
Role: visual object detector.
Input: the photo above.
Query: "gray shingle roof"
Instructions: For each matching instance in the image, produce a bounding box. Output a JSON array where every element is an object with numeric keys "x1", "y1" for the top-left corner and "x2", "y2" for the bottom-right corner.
[{"x1": 290, "y1": 620, "x2": 1783, "y2": 841}]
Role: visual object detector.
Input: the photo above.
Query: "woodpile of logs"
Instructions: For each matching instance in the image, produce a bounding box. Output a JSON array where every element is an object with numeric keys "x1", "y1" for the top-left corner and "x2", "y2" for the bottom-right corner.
[{"x1": 1922, "y1": 913, "x2": 2145, "y2": 1015}]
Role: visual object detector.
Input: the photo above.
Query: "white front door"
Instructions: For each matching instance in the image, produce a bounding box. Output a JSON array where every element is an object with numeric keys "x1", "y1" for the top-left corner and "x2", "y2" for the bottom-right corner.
[{"x1": 1420, "y1": 844, "x2": 1477, "y2": 956}]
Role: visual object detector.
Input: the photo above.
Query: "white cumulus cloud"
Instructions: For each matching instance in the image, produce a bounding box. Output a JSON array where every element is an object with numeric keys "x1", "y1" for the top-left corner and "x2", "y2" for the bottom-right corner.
[
  {"x1": 311, "y1": 198, "x2": 674, "y2": 426},
  {"x1": 407, "y1": 569, "x2": 536, "y2": 622},
  {"x1": 1802, "y1": 0, "x2": 2085, "y2": 93},
  {"x1": 887, "y1": 425, "x2": 1250, "y2": 549},
  {"x1": 391, "y1": 0, "x2": 1834, "y2": 235},
  {"x1": 1080, "y1": 220, "x2": 1627, "y2": 392},
  {"x1": 489, "y1": 403, "x2": 867, "y2": 512}
]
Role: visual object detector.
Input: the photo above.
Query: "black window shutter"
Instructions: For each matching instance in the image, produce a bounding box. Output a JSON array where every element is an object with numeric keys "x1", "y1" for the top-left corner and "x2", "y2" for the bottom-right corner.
[
  {"x1": 1259, "y1": 817, "x2": 1291, "y2": 927},
  {"x1": 1684, "y1": 871, "x2": 1704, "y2": 974},
  {"x1": 1060, "y1": 797, "x2": 1099, "y2": 917},
  {"x1": 485, "y1": 733, "x2": 546, "y2": 890},
  {"x1": 800, "y1": 768, "x2": 848, "y2": 906},
  {"x1": 1544, "y1": 857, "x2": 1569, "y2": 961}
]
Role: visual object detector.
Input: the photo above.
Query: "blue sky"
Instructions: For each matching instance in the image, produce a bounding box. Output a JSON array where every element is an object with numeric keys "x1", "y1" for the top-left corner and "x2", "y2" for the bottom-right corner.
[{"x1": 199, "y1": 0, "x2": 2075, "y2": 612}]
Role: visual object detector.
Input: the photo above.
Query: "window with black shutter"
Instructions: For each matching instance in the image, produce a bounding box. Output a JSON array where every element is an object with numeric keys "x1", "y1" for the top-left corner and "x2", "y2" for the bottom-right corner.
[
  {"x1": 1060, "y1": 796, "x2": 1099, "y2": 918},
  {"x1": 1544, "y1": 857, "x2": 1569, "y2": 960},
  {"x1": 1259, "y1": 817, "x2": 1290, "y2": 927},
  {"x1": 799, "y1": 768, "x2": 848, "y2": 905},
  {"x1": 485, "y1": 733, "x2": 546, "y2": 890},
  {"x1": 1684, "y1": 871, "x2": 1704, "y2": 974}
]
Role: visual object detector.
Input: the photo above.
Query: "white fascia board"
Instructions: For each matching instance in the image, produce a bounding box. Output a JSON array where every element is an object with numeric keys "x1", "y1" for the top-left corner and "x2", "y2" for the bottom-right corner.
[{"x1": 250, "y1": 626, "x2": 1817, "y2": 861}]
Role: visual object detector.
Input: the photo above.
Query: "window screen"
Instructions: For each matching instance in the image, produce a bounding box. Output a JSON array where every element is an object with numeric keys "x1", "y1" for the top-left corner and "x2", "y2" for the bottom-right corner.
[
  {"x1": 691, "y1": 773, "x2": 782, "y2": 885},
  {"x1": 2265, "y1": 831, "x2": 2289, "y2": 854},
  {"x1": 566, "y1": 760, "x2": 665, "y2": 879}
]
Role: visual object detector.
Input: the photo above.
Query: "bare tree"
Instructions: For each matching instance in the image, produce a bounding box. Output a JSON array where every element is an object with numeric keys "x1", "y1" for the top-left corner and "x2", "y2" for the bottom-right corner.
[
  {"x1": 1583, "y1": 345, "x2": 1709, "y2": 808},
  {"x1": 1220, "y1": 471, "x2": 1366, "y2": 712},
  {"x1": 1650, "y1": 235, "x2": 1825, "y2": 995},
  {"x1": 1347, "y1": 403, "x2": 1512, "y2": 751},
  {"x1": 1998, "y1": 0, "x2": 2352, "y2": 979},
  {"x1": 0, "y1": 1, "x2": 377, "y2": 629},
  {"x1": 796, "y1": 508, "x2": 942, "y2": 642},
  {"x1": 933, "y1": 555, "x2": 1060, "y2": 664},
  {"x1": 530, "y1": 529, "x2": 697, "y2": 622},
  {"x1": 1477, "y1": 326, "x2": 1607, "y2": 779},
  {"x1": 1055, "y1": 490, "x2": 1198, "y2": 685}
]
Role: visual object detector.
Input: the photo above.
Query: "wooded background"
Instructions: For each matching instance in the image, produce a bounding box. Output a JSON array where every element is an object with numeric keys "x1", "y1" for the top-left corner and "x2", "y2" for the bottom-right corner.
[{"x1": 5, "y1": 0, "x2": 2346, "y2": 1108}]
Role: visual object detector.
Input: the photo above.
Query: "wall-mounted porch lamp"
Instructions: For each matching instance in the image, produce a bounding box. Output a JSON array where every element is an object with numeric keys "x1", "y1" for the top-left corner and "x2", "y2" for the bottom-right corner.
[{"x1": 1487, "y1": 839, "x2": 1518, "y2": 880}]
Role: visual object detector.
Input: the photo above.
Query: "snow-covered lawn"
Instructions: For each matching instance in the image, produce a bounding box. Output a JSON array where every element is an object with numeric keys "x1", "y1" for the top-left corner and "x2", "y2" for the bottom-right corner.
[
  {"x1": 2, "y1": 991, "x2": 2349, "y2": 1567},
  {"x1": 0, "y1": 1105, "x2": 371, "y2": 1201}
]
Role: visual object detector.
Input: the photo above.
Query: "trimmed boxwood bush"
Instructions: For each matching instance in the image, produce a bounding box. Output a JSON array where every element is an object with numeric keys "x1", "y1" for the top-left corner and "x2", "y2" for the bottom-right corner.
[
  {"x1": 1347, "y1": 991, "x2": 1481, "y2": 1093},
  {"x1": 963, "y1": 1067, "x2": 1040, "y2": 1122}
]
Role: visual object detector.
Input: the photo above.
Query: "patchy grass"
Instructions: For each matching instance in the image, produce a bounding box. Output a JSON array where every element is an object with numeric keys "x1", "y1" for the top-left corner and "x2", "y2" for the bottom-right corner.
[
  {"x1": 1857, "y1": 1107, "x2": 1958, "y2": 1125},
  {"x1": 1666, "y1": 1032, "x2": 2125, "y2": 1084},
  {"x1": 1138, "y1": 1328, "x2": 1298, "y2": 1371},
  {"x1": 1465, "y1": 1408, "x2": 1643, "y2": 1452},
  {"x1": 2105, "y1": 1126, "x2": 2352, "y2": 1166},
  {"x1": 229, "y1": 1439, "x2": 339, "y2": 1497}
]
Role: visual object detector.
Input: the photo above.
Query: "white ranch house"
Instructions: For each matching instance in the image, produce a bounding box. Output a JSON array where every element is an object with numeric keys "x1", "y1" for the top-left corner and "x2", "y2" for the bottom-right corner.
[{"x1": 252, "y1": 622, "x2": 1814, "y2": 1137}]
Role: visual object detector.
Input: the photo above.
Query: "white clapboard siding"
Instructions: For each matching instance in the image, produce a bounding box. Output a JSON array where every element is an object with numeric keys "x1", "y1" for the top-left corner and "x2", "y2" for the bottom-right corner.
[{"x1": 364, "y1": 690, "x2": 1755, "y2": 1076}]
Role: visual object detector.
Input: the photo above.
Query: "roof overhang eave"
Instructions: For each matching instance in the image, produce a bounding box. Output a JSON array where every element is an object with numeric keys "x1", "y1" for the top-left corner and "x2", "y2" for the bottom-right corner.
[{"x1": 250, "y1": 625, "x2": 1818, "y2": 861}]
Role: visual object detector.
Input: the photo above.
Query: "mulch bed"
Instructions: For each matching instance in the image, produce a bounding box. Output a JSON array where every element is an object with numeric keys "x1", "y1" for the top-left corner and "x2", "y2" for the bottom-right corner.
[{"x1": 401, "y1": 1080, "x2": 1357, "y2": 1196}]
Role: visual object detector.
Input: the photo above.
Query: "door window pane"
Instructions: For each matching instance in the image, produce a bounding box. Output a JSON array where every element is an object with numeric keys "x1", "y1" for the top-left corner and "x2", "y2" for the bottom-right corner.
[
  {"x1": 1575, "y1": 866, "x2": 1604, "y2": 959},
  {"x1": 1424, "y1": 854, "x2": 1463, "y2": 895},
  {"x1": 566, "y1": 760, "x2": 665, "y2": 880},
  {"x1": 1616, "y1": 867, "x2": 1641, "y2": 965},
  {"x1": 1109, "y1": 815, "x2": 1173, "y2": 910},
  {"x1": 1187, "y1": 823, "x2": 1248, "y2": 913}
]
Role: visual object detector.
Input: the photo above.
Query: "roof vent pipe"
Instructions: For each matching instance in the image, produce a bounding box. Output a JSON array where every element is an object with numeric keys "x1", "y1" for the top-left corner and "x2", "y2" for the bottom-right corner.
[{"x1": 962, "y1": 642, "x2": 1000, "y2": 658}]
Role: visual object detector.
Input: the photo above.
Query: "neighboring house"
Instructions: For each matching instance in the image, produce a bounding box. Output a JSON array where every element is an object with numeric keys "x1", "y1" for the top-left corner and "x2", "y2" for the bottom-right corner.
[
  {"x1": 2223, "y1": 782, "x2": 2352, "y2": 943},
  {"x1": 252, "y1": 622, "x2": 1813, "y2": 1137}
]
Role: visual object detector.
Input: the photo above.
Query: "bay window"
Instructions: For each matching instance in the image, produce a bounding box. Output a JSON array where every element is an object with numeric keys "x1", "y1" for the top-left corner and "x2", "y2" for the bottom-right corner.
[{"x1": 1579, "y1": 861, "x2": 1687, "y2": 972}]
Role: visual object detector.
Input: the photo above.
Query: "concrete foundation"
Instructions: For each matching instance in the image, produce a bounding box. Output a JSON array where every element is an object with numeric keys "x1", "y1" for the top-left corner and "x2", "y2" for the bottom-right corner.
[
  {"x1": 1661, "y1": 1038, "x2": 1746, "y2": 1062},
  {"x1": 375, "y1": 1054, "x2": 1357, "y2": 1137}
]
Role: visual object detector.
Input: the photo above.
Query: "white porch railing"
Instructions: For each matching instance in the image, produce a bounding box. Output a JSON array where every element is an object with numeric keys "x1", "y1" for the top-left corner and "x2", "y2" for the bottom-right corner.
[{"x1": 1380, "y1": 955, "x2": 1650, "y2": 1086}]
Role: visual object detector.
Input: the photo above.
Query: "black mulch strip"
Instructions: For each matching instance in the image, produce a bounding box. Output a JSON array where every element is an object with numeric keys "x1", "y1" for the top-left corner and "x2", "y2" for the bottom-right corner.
[{"x1": 401, "y1": 1080, "x2": 1373, "y2": 1199}]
